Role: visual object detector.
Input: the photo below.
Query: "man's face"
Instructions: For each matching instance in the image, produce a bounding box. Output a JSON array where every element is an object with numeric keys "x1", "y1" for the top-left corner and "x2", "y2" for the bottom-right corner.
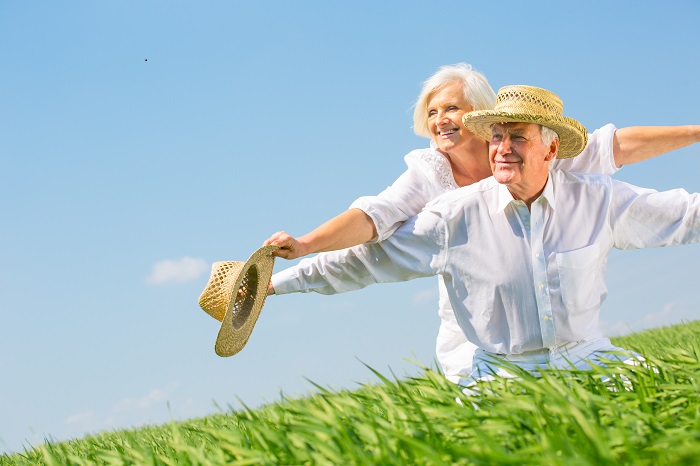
[{"x1": 488, "y1": 122, "x2": 557, "y2": 200}]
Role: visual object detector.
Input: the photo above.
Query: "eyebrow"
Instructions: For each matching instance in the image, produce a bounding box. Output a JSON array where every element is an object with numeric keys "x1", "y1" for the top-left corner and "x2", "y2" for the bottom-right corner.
[{"x1": 492, "y1": 124, "x2": 527, "y2": 136}]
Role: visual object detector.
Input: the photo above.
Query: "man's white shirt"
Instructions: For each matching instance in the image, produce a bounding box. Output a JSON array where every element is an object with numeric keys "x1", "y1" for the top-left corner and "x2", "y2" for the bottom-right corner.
[{"x1": 273, "y1": 170, "x2": 700, "y2": 355}]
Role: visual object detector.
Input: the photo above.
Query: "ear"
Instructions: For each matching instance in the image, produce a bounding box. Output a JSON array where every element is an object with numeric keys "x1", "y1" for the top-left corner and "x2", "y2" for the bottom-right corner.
[{"x1": 544, "y1": 138, "x2": 559, "y2": 162}]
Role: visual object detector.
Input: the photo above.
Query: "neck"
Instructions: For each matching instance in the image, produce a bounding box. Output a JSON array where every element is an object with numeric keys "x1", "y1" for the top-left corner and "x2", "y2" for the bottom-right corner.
[
  {"x1": 507, "y1": 177, "x2": 548, "y2": 211},
  {"x1": 439, "y1": 139, "x2": 492, "y2": 187}
]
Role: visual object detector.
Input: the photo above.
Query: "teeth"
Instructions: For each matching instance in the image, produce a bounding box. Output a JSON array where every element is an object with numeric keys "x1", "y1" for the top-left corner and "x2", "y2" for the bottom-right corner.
[{"x1": 440, "y1": 129, "x2": 457, "y2": 136}]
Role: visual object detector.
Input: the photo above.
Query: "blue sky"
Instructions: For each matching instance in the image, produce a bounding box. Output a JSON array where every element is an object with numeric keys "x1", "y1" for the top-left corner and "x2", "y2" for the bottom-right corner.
[{"x1": 1, "y1": 0, "x2": 699, "y2": 455}]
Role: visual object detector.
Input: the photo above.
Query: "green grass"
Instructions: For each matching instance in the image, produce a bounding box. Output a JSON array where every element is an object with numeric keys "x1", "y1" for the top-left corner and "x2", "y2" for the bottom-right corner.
[{"x1": 3, "y1": 320, "x2": 700, "y2": 465}]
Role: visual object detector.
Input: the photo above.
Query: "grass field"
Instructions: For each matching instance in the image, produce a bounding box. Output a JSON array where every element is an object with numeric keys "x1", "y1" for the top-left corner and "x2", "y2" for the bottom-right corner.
[{"x1": 3, "y1": 320, "x2": 699, "y2": 465}]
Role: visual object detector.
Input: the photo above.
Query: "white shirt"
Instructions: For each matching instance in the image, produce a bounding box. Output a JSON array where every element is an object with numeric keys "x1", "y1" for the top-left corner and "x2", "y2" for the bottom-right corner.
[
  {"x1": 274, "y1": 170, "x2": 700, "y2": 355},
  {"x1": 350, "y1": 124, "x2": 619, "y2": 242},
  {"x1": 273, "y1": 124, "x2": 618, "y2": 378}
]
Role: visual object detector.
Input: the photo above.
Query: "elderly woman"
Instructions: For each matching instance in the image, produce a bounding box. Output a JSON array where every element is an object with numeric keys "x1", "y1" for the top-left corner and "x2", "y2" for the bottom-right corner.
[{"x1": 264, "y1": 63, "x2": 700, "y2": 383}]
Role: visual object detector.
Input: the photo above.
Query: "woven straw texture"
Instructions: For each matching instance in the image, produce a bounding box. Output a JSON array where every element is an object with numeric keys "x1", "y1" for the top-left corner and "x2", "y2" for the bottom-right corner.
[
  {"x1": 198, "y1": 245, "x2": 278, "y2": 357},
  {"x1": 462, "y1": 85, "x2": 588, "y2": 159},
  {"x1": 199, "y1": 261, "x2": 246, "y2": 322}
]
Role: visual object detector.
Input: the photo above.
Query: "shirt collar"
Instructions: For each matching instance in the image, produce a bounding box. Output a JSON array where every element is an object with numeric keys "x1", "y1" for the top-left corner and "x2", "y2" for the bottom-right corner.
[
  {"x1": 429, "y1": 139, "x2": 440, "y2": 154},
  {"x1": 494, "y1": 175, "x2": 556, "y2": 214},
  {"x1": 541, "y1": 175, "x2": 555, "y2": 210}
]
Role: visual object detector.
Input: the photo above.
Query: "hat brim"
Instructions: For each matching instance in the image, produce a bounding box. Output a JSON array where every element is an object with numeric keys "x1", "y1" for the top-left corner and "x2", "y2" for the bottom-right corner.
[
  {"x1": 214, "y1": 245, "x2": 278, "y2": 357},
  {"x1": 462, "y1": 111, "x2": 588, "y2": 159}
]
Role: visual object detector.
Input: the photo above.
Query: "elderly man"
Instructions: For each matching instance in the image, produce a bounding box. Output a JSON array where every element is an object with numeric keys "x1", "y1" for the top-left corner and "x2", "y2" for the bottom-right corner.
[{"x1": 271, "y1": 85, "x2": 700, "y2": 384}]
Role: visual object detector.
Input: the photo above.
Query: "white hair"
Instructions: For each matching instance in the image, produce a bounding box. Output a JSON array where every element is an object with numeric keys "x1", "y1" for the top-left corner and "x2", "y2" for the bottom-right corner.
[
  {"x1": 413, "y1": 63, "x2": 497, "y2": 138},
  {"x1": 540, "y1": 125, "x2": 559, "y2": 149}
]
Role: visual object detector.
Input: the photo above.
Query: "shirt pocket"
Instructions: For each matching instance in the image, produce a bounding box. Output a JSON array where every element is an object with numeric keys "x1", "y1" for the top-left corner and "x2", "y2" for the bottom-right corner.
[{"x1": 556, "y1": 243, "x2": 602, "y2": 312}]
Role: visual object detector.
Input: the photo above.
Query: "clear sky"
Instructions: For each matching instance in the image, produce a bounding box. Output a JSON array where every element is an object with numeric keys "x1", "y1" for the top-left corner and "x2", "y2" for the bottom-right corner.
[{"x1": 1, "y1": 0, "x2": 699, "y2": 455}]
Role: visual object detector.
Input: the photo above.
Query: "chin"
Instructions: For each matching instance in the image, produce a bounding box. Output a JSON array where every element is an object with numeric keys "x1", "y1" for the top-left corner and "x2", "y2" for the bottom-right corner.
[
  {"x1": 494, "y1": 173, "x2": 516, "y2": 185},
  {"x1": 438, "y1": 142, "x2": 459, "y2": 154}
]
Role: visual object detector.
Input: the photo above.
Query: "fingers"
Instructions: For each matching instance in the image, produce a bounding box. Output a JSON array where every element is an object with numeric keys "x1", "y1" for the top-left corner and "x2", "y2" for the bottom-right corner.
[
  {"x1": 263, "y1": 231, "x2": 284, "y2": 246},
  {"x1": 263, "y1": 231, "x2": 301, "y2": 259},
  {"x1": 272, "y1": 248, "x2": 297, "y2": 259},
  {"x1": 264, "y1": 231, "x2": 294, "y2": 250}
]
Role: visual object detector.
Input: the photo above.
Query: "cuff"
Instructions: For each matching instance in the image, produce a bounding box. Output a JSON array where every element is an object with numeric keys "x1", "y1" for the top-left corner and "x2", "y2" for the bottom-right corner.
[
  {"x1": 348, "y1": 199, "x2": 384, "y2": 242},
  {"x1": 270, "y1": 268, "x2": 302, "y2": 295}
]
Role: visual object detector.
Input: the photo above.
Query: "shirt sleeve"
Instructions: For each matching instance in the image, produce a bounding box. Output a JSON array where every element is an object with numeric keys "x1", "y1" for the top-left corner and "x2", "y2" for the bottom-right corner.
[
  {"x1": 610, "y1": 179, "x2": 700, "y2": 249},
  {"x1": 551, "y1": 124, "x2": 619, "y2": 175},
  {"x1": 350, "y1": 151, "x2": 443, "y2": 242},
  {"x1": 271, "y1": 210, "x2": 447, "y2": 295}
]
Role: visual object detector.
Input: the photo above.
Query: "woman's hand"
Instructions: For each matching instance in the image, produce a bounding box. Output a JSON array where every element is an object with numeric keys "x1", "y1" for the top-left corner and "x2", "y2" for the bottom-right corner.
[
  {"x1": 264, "y1": 231, "x2": 306, "y2": 259},
  {"x1": 264, "y1": 209, "x2": 377, "y2": 261}
]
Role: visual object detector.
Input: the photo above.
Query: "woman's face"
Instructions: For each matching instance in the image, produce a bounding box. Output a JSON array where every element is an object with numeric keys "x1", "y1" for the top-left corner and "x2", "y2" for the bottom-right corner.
[{"x1": 426, "y1": 81, "x2": 475, "y2": 156}]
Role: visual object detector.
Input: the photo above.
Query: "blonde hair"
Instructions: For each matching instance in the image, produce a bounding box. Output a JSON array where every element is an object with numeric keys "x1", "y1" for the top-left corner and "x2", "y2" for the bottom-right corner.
[{"x1": 413, "y1": 63, "x2": 497, "y2": 138}]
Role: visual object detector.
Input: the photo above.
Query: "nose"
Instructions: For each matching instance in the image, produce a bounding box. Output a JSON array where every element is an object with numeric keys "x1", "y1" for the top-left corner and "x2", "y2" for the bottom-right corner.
[
  {"x1": 496, "y1": 134, "x2": 512, "y2": 156},
  {"x1": 436, "y1": 109, "x2": 450, "y2": 125}
]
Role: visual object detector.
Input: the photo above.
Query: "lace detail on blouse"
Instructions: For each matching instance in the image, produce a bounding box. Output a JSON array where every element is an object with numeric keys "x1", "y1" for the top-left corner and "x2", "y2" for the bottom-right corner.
[{"x1": 417, "y1": 150, "x2": 458, "y2": 191}]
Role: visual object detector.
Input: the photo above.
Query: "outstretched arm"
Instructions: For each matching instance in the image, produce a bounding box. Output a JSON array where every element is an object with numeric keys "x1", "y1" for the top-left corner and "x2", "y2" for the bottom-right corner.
[
  {"x1": 264, "y1": 208, "x2": 376, "y2": 259},
  {"x1": 265, "y1": 157, "x2": 438, "y2": 259},
  {"x1": 613, "y1": 125, "x2": 700, "y2": 166},
  {"x1": 611, "y1": 179, "x2": 700, "y2": 249},
  {"x1": 268, "y1": 210, "x2": 446, "y2": 295}
]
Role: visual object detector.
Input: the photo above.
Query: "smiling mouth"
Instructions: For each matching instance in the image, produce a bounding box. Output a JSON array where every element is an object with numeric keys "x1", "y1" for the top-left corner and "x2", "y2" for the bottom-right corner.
[{"x1": 439, "y1": 128, "x2": 458, "y2": 137}]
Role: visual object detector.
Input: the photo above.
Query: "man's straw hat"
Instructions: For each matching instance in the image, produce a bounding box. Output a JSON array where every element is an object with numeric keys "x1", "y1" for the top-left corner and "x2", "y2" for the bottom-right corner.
[
  {"x1": 198, "y1": 245, "x2": 278, "y2": 357},
  {"x1": 462, "y1": 85, "x2": 588, "y2": 159}
]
